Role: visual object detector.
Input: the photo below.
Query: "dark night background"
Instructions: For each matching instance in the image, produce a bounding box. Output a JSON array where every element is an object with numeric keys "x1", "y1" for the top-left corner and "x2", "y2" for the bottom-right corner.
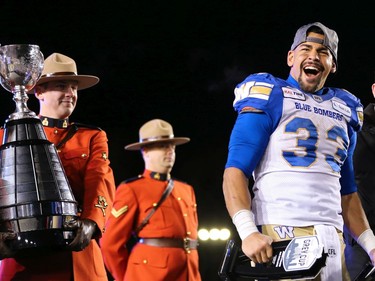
[{"x1": 0, "y1": 1, "x2": 374, "y2": 280}]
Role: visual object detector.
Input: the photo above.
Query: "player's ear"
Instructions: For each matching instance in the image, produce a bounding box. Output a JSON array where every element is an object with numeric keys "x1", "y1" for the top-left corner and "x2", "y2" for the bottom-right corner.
[
  {"x1": 330, "y1": 61, "x2": 337, "y2": 74},
  {"x1": 287, "y1": 50, "x2": 294, "y2": 67}
]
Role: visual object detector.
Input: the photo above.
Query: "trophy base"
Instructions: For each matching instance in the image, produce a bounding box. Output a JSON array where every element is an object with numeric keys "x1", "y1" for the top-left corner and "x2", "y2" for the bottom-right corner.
[{"x1": 9, "y1": 229, "x2": 75, "y2": 257}]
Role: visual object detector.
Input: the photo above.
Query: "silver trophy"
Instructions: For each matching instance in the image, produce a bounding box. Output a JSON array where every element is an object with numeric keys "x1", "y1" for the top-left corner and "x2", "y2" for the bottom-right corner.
[
  {"x1": 0, "y1": 44, "x2": 78, "y2": 254},
  {"x1": 0, "y1": 44, "x2": 42, "y2": 119}
]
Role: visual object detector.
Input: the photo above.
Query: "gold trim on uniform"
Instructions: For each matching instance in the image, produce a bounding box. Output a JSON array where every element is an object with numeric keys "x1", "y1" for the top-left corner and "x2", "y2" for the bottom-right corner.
[
  {"x1": 95, "y1": 195, "x2": 108, "y2": 216},
  {"x1": 39, "y1": 116, "x2": 69, "y2": 128},
  {"x1": 150, "y1": 172, "x2": 170, "y2": 181},
  {"x1": 111, "y1": 206, "x2": 129, "y2": 218},
  {"x1": 42, "y1": 118, "x2": 49, "y2": 126}
]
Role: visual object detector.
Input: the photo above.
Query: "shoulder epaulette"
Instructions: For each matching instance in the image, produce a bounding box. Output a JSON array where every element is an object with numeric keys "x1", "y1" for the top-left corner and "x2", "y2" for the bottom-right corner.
[
  {"x1": 72, "y1": 122, "x2": 102, "y2": 131},
  {"x1": 121, "y1": 174, "x2": 144, "y2": 184}
]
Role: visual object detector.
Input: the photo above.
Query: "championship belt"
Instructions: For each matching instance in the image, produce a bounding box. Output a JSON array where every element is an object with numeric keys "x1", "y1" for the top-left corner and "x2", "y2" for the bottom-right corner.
[
  {"x1": 218, "y1": 236, "x2": 327, "y2": 280},
  {"x1": 354, "y1": 262, "x2": 375, "y2": 281}
]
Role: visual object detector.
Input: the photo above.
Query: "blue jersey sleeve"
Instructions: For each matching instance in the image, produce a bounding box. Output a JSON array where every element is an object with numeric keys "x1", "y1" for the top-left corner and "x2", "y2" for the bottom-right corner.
[
  {"x1": 233, "y1": 73, "x2": 284, "y2": 129},
  {"x1": 225, "y1": 112, "x2": 273, "y2": 178},
  {"x1": 340, "y1": 127, "x2": 358, "y2": 195}
]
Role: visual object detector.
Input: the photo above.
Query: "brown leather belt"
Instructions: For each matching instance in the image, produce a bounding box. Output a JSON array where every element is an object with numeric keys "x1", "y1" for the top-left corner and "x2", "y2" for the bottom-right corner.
[{"x1": 139, "y1": 238, "x2": 198, "y2": 252}]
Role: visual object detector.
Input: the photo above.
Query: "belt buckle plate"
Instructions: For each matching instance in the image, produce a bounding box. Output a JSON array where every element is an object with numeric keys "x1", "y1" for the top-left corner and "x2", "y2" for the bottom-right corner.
[{"x1": 183, "y1": 238, "x2": 191, "y2": 252}]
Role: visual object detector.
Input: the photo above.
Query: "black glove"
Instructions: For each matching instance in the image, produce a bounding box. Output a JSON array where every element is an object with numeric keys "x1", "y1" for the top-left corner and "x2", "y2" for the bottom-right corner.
[
  {"x1": 0, "y1": 232, "x2": 17, "y2": 259},
  {"x1": 64, "y1": 219, "x2": 98, "y2": 252}
]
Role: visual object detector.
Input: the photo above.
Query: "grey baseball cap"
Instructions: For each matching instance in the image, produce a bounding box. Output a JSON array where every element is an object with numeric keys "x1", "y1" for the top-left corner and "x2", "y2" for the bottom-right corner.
[{"x1": 290, "y1": 22, "x2": 338, "y2": 65}]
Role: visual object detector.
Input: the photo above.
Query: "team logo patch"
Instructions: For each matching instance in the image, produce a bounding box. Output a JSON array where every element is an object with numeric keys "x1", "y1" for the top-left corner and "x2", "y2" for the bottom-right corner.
[
  {"x1": 331, "y1": 100, "x2": 351, "y2": 117},
  {"x1": 282, "y1": 87, "x2": 306, "y2": 101},
  {"x1": 274, "y1": 225, "x2": 295, "y2": 239},
  {"x1": 234, "y1": 81, "x2": 274, "y2": 105},
  {"x1": 312, "y1": 95, "x2": 323, "y2": 103},
  {"x1": 326, "y1": 244, "x2": 338, "y2": 258}
]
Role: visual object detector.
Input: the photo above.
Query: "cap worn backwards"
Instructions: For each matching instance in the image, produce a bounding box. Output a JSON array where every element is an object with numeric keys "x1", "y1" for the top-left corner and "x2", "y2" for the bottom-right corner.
[{"x1": 290, "y1": 22, "x2": 338, "y2": 66}]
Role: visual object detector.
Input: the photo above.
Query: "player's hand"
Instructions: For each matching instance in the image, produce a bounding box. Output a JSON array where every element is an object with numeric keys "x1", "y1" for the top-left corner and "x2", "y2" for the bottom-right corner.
[
  {"x1": 65, "y1": 219, "x2": 97, "y2": 252},
  {"x1": 0, "y1": 232, "x2": 17, "y2": 259},
  {"x1": 241, "y1": 232, "x2": 273, "y2": 264}
]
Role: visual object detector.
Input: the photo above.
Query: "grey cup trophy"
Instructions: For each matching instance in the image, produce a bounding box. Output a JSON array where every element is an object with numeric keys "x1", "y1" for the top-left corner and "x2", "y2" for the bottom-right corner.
[{"x1": 0, "y1": 44, "x2": 78, "y2": 255}]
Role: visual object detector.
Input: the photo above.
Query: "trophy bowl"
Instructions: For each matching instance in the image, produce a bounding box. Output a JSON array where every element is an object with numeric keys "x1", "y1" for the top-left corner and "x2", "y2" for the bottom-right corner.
[
  {"x1": 0, "y1": 44, "x2": 79, "y2": 255},
  {"x1": 0, "y1": 44, "x2": 44, "y2": 120},
  {"x1": 0, "y1": 44, "x2": 43, "y2": 93}
]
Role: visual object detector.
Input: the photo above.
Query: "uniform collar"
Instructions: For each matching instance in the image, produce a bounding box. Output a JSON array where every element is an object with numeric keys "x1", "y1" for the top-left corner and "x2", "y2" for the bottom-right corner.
[
  {"x1": 144, "y1": 169, "x2": 171, "y2": 181},
  {"x1": 39, "y1": 116, "x2": 69, "y2": 128}
]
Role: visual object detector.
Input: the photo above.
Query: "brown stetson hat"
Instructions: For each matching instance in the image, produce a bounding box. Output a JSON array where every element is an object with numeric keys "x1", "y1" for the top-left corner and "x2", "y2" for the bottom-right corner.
[
  {"x1": 35, "y1": 53, "x2": 99, "y2": 90},
  {"x1": 125, "y1": 119, "x2": 190, "y2": 151}
]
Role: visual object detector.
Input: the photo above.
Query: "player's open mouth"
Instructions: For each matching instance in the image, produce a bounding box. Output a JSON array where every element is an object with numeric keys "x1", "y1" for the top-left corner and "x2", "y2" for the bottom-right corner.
[{"x1": 303, "y1": 65, "x2": 320, "y2": 76}]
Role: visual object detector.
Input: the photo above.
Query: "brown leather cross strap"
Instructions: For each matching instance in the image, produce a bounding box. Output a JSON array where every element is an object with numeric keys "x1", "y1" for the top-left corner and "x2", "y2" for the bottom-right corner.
[
  {"x1": 127, "y1": 180, "x2": 175, "y2": 252},
  {"x1": 56, "y1": 124, "x2": 78, "y2": 150},
  {"x1": 134, "y1": 179, "x2": 174, "y2": 234},
  {"x1": 138, "y1": 237, "x2": 199, "y2": 251}
]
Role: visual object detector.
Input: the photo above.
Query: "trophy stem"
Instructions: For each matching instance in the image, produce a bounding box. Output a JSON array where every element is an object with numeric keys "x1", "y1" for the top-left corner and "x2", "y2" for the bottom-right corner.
[{"x1": 9, "y1": 85, "x2": 37, "y2": 120}]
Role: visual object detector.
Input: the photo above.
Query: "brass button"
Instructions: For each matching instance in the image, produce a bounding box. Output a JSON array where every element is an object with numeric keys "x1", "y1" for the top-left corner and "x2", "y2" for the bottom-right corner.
[
  {"x1": 81, "y1": 154, "x2": 87, "y2": 158},
  {"x1": 183, "y1": 213, "x2": 187, "y2": 217},
  {"x1": 54, "y1": 129, "x2": 58, "y2": 134},
  {"x1": 177, "y1": 197, "x2": 181, "y2": 200},
  {"x1": 186, "y1": 231, "x2": 191, "y2": 235},
  {"x1": 143, "y1": 259, "x2": 148, "y2": 264}
]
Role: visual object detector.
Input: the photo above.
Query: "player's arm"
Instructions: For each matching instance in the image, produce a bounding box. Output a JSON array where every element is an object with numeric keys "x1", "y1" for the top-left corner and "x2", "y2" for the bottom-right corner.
[
  {"x1": 223, "y1": 111, "x2": 273, "y2": 263},
  {"x1": 342, "y1": 192, "x2": 375, "y2": 266},
  {"x1": 341, "y1": 130, "x2": 375, "y2": 265}
]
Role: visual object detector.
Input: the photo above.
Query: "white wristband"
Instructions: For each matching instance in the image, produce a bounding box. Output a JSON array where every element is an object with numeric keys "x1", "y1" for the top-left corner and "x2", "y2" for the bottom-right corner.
[
  {"x1": 357, "y1": 229, "x2": 375, "y2": 255},
  {"x1": 232, "y1": 209, "x2": 259, "y2": 240}
]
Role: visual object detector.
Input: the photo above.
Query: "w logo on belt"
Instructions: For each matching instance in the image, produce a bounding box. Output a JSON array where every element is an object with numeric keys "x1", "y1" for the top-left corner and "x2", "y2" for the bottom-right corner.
[{"x1": 273, "y1": 226, "x2": 295, "y2": 239}]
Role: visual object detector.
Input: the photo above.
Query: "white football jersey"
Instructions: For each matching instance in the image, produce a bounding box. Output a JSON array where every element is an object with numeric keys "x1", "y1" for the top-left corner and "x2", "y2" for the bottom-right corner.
[{"x1": 233, "y1": 73, "x2": 363, "y2": 230}]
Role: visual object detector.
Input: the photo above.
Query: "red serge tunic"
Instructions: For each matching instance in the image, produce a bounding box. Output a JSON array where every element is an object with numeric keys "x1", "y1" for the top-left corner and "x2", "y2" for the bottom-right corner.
[
  {"x1": 0, "y1": 120, "x2": 116, "y2": 281},
  {"x1": 100, "y1": 170, "x2": 201, "y2": 281}
]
